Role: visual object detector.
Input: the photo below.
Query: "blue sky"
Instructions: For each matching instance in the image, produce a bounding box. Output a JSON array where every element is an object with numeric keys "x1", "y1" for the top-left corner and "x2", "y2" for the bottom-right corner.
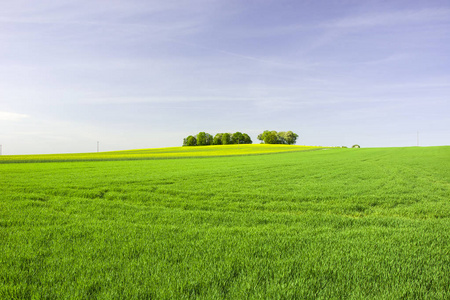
[{"x1": 1, "y1": 0, "x2": 449, "y2": 154}]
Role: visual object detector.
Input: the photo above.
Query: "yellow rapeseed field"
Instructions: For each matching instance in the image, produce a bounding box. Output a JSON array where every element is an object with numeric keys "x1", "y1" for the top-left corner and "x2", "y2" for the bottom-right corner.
[{"x1": 0, "y1": 144, "x2": 327, "y2": 163}]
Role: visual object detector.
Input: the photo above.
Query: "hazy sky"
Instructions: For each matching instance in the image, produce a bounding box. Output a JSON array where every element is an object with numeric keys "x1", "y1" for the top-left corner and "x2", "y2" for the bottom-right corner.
[{"x1": 1, "y1": 0, "x2": 449, "y2": 154}]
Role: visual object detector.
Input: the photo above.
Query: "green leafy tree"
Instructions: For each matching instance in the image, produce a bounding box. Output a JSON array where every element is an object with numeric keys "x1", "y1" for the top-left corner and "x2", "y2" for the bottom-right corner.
[
  {"x1": 264, "y1": 132, "x2": 278, "y2": 144},
  {"x1": 284, "y1": 131, "x2": 298, "y2": 145},
  {"x1": 231, "y1": 132, "x2": 244, "y2": 144},
  {"x1": 185, "y1": 135, "x2": 197, "y2": 146},
  {"x1": 196, "y1": 132, "x2": 207, "y2": 146},
  {"x1": 212, "y1": 133, "x2": 223, "y2": 145},
  {"x1": 258, "y1": 130, "x2": 298, "y2": 144},
  {"x1": 242, "y1": 133, "x2": 252, "y2": 144},
  {"x1": 222, "y1": 133, "x2": 232, "y2": 145},
  {"x1": 277, "y1": 131, "x2": 287, "y2": 144},
  {"x1": 257, "y1": 130, "x2": 271, "y2": 143},
  {"x1": 204, "y1": 133, "x2": 213, "y2": 145}
]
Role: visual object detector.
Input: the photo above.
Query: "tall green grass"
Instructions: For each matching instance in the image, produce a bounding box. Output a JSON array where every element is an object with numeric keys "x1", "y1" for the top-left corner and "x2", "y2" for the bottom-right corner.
[{"x1": 1, "y1": 146, "x2": 449, "y2": 298}]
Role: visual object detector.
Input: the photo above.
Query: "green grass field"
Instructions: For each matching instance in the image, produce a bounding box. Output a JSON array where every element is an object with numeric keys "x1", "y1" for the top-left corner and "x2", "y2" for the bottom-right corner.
[{"x1": 1, "y1": 145, "x2": 449, "y2": 299}]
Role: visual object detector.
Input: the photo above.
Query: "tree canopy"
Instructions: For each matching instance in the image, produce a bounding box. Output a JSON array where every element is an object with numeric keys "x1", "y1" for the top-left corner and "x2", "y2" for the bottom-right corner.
[
  {"x1": 212, "y1": 133, "x2": 222, "y2": 145},
  {"x1": 257, "y1": 130, "x2": 298, "y2": 145},
  {"x1": 183, "y1": 132, "x2": 252, "y2": 146},
  {"x1": 222, "y1": 133, "x2": 232, "y2": 145},
  {"x1": 183, "y1": 135, "x2": 197, "y2": 146},
  {"x1": 183, "y1": 130, "x2": 297, "y2": 146},
  {"x1": 196, "y1": 132, "x2": 213, "y2": 146}
]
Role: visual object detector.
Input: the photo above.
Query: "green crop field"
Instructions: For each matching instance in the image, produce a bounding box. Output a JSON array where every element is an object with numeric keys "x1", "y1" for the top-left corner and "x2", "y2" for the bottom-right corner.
[{"x1": 1, "y1": 145, "x2": 449, "y2": 299}]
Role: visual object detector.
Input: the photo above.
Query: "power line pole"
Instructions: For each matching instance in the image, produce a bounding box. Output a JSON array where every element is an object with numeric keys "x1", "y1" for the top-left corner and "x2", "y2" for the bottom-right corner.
[
  {"x1": 0, "y1": 144, "x2": 2, "y2": 155},
  {"x1": 417, "y1": 131, "x2": 419, "y2": 147},
  {"x1": 97, "y1": 141, "x2": 99, "y2": 153}
]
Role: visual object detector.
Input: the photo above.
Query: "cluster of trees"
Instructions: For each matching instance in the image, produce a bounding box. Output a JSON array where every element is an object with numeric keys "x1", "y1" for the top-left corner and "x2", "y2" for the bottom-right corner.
[
  {"x1": 183, "y1": 132, "x2": 252, "y2": 146},
  {"x1": 183, "y1": 130, "x2": 299, "y2": 146},
  {"x1": 257, "y1": 130, "x2": 298, "y2": 145}
]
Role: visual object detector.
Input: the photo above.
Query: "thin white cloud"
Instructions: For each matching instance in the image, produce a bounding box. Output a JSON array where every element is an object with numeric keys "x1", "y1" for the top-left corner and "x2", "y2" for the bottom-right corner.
[
  {"x1": 297, "y1": 8, "x2": 450, "y2": 55},
  {"x1": 361, "y1": 54, "x2": 413, "y2": 65},
  {"x1": 220, "y1": 8, "x2": 450, "y2": 40},
  {"x1": 79, "y1": 95, "x2": 264, "y2": 105},
  {"x1": 324, "y1": 8, "x2": 450, "y2": 28},
  {"x1": 0, "y1": 0, "x2": 214, "y2": 45},
  {"x1": 0, "y1": 111, "x2": 29, "y2": 121},
  {"x1": 378, "y1": 79, "x2": 450, "y2": 90},
  {"x1": 165, "y1": 38, "x2": 311, "y2": 71}
]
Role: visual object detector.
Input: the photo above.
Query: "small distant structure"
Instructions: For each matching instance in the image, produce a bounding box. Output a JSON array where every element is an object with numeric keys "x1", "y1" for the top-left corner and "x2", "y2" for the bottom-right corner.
[{"x1": 352, "y1": 144, "x2": 361, "y2": 148}]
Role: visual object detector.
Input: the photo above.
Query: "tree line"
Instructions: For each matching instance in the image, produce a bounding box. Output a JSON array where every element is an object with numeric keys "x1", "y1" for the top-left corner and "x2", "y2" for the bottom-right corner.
[
  {"x1": 257, "y1": 130, "x2": 298, "y2": 145},
  {"x1": 183, "y1": 130, "x2": 299, "y2": 146},
  {"x1": 183, "y1": 132, "x2": 252, "y2": 146}
]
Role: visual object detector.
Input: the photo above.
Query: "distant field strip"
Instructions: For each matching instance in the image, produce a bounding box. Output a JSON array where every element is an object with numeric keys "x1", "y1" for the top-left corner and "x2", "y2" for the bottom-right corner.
[{"x1": 0, "y1": 144, "x2": 325, "y2": 163}]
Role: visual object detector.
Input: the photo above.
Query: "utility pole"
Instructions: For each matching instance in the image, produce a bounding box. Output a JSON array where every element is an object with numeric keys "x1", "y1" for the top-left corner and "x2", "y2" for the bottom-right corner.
[
  {"x1": 97, "y1": 141, "x2": 99, "y2": 153},
  {"x1": 0, "y1": 144, "x2": 2, "y2": 155},
  {"x1": 417, "y1": 131, "x2": 419, "y2": 147}
]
